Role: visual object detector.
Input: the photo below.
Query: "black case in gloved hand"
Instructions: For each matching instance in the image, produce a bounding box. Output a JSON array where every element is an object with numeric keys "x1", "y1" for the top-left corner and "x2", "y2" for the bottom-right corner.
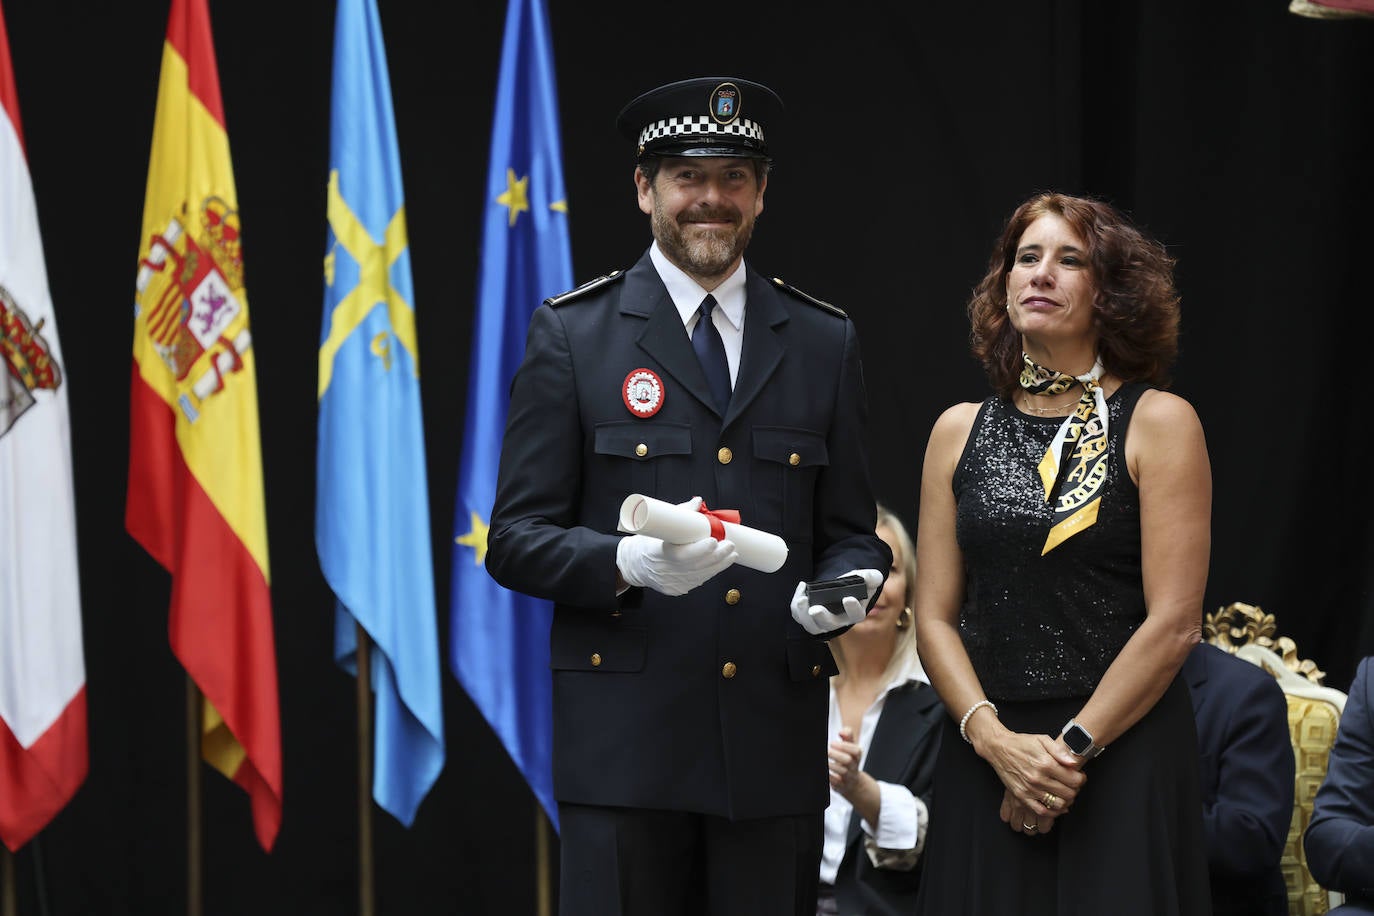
[{"x1": 804, "y1": 574, "x2": 868, "y2": 608}]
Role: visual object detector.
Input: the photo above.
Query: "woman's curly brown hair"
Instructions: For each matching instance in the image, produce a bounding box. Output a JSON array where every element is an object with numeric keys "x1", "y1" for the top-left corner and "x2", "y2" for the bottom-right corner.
[{"x1": 967, "y1": 192, "x2": 1181, "y2": 399}]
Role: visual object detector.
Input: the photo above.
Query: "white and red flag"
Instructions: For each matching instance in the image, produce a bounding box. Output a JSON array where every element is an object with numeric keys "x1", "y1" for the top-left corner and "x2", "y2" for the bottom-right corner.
[{"x1": 0, "y1": 0, "x2": 89, "y2": 852}]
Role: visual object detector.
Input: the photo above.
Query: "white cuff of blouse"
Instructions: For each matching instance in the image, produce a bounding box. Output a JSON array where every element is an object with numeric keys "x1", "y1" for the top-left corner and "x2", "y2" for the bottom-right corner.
[{"x1": 862, "y1": 780, "x2": 925, "y2": 853}]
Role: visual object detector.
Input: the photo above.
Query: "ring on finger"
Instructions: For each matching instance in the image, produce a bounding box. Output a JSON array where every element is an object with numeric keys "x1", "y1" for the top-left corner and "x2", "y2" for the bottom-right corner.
[
  {"x1": 1042, "y1": 791, "x2": 1061, "y2": 810},
  {"x1": 1022, "y1": 821, "x2": 1038, "y2": 833}
]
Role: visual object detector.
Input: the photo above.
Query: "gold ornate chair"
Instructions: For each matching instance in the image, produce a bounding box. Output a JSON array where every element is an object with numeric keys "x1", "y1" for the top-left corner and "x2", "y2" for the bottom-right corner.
[{"x1": 1204, "y1": 602, "x2": 1348, "y2": 916}]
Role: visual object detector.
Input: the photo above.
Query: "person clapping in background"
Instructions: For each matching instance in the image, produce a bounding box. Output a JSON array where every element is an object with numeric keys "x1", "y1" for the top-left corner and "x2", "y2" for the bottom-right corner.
[{"x1": 818, "y1": 504, "x2": 943, "y2": 916}]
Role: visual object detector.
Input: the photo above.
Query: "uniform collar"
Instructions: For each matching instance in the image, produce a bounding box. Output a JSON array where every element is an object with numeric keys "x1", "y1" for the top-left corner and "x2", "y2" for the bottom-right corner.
[{"x1": 649, "y1": 241, "x2": 746, "y2": 333}]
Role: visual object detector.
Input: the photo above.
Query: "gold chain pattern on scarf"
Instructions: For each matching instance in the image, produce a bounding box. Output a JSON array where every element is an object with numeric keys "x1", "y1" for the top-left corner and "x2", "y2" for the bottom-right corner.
[{"x1": 1018, "y1": 354, "x2": 1109, "y2": 554}]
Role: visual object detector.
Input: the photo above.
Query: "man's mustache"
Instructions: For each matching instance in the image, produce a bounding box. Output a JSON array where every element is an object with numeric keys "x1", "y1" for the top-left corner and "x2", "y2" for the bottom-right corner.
[{"x1": 679, "y1": 208, "x2": 739, "y2": 225}]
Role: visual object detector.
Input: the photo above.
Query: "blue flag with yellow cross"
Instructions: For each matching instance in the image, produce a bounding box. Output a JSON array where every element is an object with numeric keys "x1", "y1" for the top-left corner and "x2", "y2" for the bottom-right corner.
[
  {"x1": 317, "y1": 0, "x2": 444, "y2": 827},
  {"x1": 449, "y1": 0, "x2": 572, "y2": 833}
]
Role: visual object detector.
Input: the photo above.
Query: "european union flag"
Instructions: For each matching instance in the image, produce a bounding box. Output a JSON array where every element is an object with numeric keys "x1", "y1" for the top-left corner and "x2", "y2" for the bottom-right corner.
[
  {"x1": 449, "y1": 0, "x2": 572, "y2": 832},
  {"x1": 317, "y1": 0, "x2": 444, "y2": 827}
]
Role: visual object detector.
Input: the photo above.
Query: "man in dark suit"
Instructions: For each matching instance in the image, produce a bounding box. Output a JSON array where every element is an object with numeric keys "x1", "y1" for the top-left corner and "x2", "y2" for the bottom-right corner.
[
  {"x1": 485, "y1": 76, "x2": 891, "y2": 916},
  {"x1": 1183, "y1": 642, "x2": 1295, "y2": 916},
  {"x1": 1306, "y1": 655, "x2": 1374, "y2": 914}
]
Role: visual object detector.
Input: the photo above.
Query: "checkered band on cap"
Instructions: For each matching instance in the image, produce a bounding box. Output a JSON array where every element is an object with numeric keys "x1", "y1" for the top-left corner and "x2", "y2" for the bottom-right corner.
[{"x1": 637, "y1": 115, "x2": 765, "y2": 149}]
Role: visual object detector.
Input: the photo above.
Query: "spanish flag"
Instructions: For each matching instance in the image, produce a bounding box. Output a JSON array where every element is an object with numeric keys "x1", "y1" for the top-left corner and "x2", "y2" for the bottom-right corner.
[{"x1": 126, "y1": 0, "x2": 282, "y2": 851}]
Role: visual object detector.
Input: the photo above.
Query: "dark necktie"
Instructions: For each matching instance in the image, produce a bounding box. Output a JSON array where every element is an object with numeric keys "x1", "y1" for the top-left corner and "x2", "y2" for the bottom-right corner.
[{"x1": 691, "y1": 294, "x2": 731, "y2": 412}]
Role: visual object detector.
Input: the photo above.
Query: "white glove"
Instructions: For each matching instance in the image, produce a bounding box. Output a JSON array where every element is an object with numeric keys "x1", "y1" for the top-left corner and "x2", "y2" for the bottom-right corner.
[
  {"x1": 790, "y1": 568, "x2": 884, "y2": 636},
  {"x1": 616, "y1": 496, "x2": 739, "y2": 597}
]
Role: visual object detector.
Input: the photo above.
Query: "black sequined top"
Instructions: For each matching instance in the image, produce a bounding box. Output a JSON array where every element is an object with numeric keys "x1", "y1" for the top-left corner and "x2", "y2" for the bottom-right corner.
[{"x1": 953, "y1": 383, "x2": 1150, "y2": 701}]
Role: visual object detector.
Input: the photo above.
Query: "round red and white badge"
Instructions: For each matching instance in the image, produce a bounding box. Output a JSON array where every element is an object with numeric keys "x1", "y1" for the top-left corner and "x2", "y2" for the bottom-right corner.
[{"x1": 622, "y1": 368, "x2": 664, "y2": 417}]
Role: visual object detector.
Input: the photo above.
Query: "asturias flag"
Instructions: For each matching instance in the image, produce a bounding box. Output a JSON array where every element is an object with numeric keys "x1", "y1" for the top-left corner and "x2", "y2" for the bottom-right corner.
[
  {"x1": 449, "y1": 0, "x2": 572, "y2": 832},
  {"x1": 126, "y1": 0, "x2": 282, "y2": 851},
  {"x1": 317, "y1": 0, "x2": 444, "y2": 827},
  {"x1": 0, "y1": 0, "x2": 89, "y2": 852}
]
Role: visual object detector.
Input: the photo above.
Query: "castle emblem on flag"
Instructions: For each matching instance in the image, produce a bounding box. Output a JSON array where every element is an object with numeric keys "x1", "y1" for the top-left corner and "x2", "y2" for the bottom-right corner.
[
  {"x1": 135, "y1": 195, "x2": 253, "y2": 422},
  {"x1": 0, "y1": 284, "x2": 63, "y2": 438}
]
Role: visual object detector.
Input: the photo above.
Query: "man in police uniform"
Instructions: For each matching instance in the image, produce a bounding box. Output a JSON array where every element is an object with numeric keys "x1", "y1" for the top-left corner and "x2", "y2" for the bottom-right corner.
[{"x1": 485, "y1": 76, "x2": 891, "y2": 916}]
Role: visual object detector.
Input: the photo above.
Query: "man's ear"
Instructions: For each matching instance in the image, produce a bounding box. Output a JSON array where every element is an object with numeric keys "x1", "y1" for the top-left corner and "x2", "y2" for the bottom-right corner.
[{"x1": 635, "y1": 167, "x2": 653, "y2": 216}]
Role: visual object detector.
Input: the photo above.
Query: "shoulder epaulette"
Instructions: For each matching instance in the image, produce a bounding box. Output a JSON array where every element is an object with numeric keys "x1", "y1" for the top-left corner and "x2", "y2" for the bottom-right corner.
[
  {"x1": 545, "y1": 270, "x2": 625, "y2": 307},
  {"x1": 769, "y1": 277, "x2": 847, "y2": 318}
]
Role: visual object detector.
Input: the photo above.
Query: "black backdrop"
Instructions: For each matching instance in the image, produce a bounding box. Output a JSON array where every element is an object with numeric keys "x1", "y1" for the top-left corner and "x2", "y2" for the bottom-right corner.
[{"x1": 3, "y1": 1, "x2": 1373, "y2": 913}]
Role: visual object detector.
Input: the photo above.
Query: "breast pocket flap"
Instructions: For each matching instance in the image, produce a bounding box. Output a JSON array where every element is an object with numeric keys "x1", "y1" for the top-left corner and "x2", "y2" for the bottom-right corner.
[
  {"x1": 594, "y1": 421, "x2": 693, "y2": 460},
  {"x1": 753, "y1": 426, "x2": 829, "y2": 468},
  {"x1": 785, "y1": 638, "x2": 839, "y2": 682},
  {"x1": 551, "y1": 624, "x2": 648, "y2": 673}
]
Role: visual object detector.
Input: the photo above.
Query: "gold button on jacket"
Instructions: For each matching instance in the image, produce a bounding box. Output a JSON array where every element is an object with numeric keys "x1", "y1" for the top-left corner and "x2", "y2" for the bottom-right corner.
[
  {"x1": 716, "y1": 446, "x2": 733, "y2": 464},
  {"x1": 725, "y1": 588, "x2": 741, "y2": 605},
  {"x1": 721, "y1": 662, "x2": 737, "y2": 678}
]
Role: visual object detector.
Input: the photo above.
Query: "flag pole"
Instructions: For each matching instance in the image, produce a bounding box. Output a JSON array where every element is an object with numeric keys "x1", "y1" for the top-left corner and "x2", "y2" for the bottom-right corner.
[
  {"x1": 2, "y1": 842, "x2": 16, "y2": 916},
  {"x1": 355, "y1": 623, "x2": 375, "y2": 916},
  {"x1": 185, "y1": 675, "x2": 203, "y2": 916},
  {"x1": 535, "y1": 805, "x2": 552, "y2": 916},
  {"x1": 27, "y1": 838, "x2": 49, "y2": 916}
]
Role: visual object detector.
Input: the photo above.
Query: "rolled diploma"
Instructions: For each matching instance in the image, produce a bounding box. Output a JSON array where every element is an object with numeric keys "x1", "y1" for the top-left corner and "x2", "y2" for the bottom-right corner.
[{"x1": 617, "y1": 494, "x2": 788, "y2": 574}]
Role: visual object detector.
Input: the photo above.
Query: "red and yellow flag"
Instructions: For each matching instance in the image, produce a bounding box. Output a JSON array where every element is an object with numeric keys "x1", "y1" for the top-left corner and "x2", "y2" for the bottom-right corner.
[{"x1": 126, "y1": 0, "x2": 281, "y2": 851}]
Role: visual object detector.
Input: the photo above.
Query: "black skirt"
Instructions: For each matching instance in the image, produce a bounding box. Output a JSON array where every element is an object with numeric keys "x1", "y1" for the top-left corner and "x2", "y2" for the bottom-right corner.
[{"x1": 914, "y1": 676, "x2": 1212, "y2": 916}]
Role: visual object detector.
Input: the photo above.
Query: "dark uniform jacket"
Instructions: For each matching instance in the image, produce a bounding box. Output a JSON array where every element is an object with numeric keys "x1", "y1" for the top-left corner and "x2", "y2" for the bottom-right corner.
[
  {"x1": 1306, "y1": 656, "x2": 1374, "y2": 914},
  {"x1": 486, "y1": 248, "x2": 890, "y2": 820},
  {"x1": 1184, "y1": 643, "x2": 1294, "y2": 916}
]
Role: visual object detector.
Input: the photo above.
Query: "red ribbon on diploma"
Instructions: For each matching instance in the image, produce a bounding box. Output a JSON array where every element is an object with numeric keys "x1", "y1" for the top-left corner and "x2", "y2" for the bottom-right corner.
[{"x1": 697, "y1": 501, "x2": 741, "y2": 541}]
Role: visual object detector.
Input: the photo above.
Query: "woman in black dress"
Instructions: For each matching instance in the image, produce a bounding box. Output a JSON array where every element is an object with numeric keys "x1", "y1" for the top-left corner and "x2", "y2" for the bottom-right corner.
[{"x1": 913, "y1": 192, "x2": 1213, "y2": 915}]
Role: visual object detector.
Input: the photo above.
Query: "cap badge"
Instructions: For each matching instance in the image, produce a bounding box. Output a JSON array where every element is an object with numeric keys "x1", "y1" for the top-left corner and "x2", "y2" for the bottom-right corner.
[
  {"x1": 710, "y1": 83, "x2": 740, "y2": 124},
  {"x1": 623, "y1": 368, "x2": 665, "y2": 418}
]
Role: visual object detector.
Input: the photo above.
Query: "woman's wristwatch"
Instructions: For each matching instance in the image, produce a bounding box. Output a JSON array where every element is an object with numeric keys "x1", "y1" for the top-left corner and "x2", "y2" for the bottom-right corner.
[{"x1": 1059, "y1": 719, "x2": 1106, "y2": 761}]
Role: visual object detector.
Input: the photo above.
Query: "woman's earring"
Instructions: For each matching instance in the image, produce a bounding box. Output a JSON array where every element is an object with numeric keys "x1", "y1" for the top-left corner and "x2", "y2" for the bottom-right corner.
[{"x1": 896, "y1": 607, "x2": 913, "y2": 630}]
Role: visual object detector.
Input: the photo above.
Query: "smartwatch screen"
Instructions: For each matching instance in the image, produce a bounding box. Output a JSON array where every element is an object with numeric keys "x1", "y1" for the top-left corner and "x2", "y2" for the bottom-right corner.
[{"x1": 1064, "y1": 724, "x2": 1093, "y2": 755}]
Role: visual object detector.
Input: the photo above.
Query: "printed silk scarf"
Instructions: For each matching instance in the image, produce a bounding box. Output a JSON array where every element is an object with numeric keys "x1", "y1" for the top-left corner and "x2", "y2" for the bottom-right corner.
[{"x1": 1019, "y1": 353, "x2": 1109, "y2": 554}]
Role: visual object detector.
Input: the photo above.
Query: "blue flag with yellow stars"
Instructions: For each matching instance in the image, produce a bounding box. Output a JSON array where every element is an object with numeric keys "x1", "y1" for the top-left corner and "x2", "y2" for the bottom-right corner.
[
  {"x1": 317, "y1": 0, "x2": 445, "y2": 827},
  {"x1": 449, "y1": 0, "x2": 572, "y2": 832}
]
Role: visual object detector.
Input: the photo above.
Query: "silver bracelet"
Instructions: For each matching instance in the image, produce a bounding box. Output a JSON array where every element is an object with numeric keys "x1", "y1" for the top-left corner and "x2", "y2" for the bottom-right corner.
[{"x1": 959, "y1": 699, "x2": 998, "y2": 744}]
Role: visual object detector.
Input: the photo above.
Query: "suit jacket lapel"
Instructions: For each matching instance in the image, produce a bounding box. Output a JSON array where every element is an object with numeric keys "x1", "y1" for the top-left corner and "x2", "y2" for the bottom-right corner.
[
  {"x1": 621, "y1": 253, "x2": 722, "y2": 414},
  {"x1": 725, "y1": 269, "x2": 787, "y2": 426}
]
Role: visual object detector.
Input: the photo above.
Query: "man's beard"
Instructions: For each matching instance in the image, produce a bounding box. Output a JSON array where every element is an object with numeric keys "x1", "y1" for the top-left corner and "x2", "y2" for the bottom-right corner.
[{"x1": 652, "y1": 202, "x2": 754, "y2": 279}]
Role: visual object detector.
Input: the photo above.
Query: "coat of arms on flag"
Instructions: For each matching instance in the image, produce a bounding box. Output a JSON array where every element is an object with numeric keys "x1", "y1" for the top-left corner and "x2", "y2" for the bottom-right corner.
[
  {"x1": 0, "y1": 282, "x2": 62, "y2": 436},
  {"x1": 134, "y1": 195, "x2": 250, "y2": 422}
]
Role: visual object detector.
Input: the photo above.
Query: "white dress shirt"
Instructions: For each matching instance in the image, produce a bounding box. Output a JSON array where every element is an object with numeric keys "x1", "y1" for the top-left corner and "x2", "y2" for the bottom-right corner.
[{"x1": 649, "y1": 241, "x2": 745, "y2": 388}]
